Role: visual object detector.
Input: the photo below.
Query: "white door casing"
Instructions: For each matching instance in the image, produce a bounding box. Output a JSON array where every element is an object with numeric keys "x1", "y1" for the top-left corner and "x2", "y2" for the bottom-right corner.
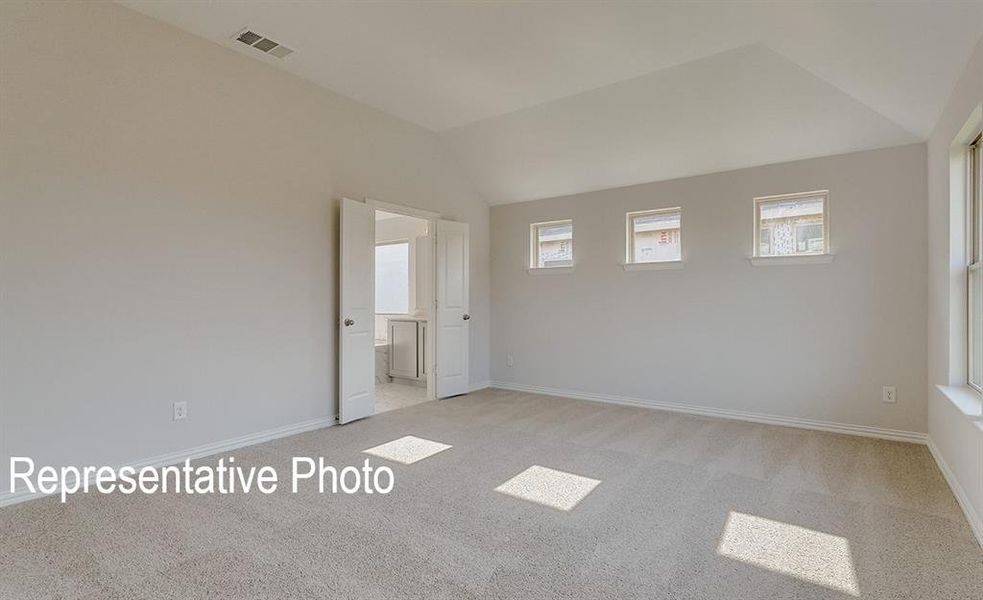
[
  {"x1": 435, "y1": 219, "x2": 470, "y2": 398},
  {"x1": 339, "y1": 198, "x2": 375, "y2": 423}
]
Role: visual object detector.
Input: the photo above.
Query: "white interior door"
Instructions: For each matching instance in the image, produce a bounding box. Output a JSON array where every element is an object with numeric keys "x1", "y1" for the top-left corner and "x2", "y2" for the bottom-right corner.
[
  {"x1": 339, "y1": 198, "x2": 375, "y2": 423},
  {"x1": 435, "y1": 219, "x2": 470, "y2": 398}
]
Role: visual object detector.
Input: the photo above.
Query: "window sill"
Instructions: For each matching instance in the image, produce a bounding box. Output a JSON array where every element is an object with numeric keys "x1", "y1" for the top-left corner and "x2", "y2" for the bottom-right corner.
[
  {"x1": 527, "y1": 266, "x2": 574, "y2": 275},
  {"x1": 748, "y1": 254, "x2": 835, "y2": 266},
  {"x1": 622, "y1": 260, "x2": 683, "y2": 271},
  {"x1": 936, "y1": 385, "x2": 983, "y2": 418}
]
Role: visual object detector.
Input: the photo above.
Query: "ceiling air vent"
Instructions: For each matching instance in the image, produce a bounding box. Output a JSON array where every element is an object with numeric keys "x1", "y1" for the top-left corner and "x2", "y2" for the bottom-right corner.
[{"x1": 234, "y1": 29, "x2": 293, "y2": 59}]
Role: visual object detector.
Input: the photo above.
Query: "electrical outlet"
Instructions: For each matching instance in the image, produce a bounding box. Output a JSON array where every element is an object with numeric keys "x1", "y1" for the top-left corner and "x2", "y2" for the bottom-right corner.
[
  {"x1": 173, "y1": 401, "x2": 188, "y2": 421},
  {"x1": 506, "y1": 353, "x2": 514, "y2": 367},
  {"x1": 882, "y1": 386, "x2": 897, "y2": 404}
]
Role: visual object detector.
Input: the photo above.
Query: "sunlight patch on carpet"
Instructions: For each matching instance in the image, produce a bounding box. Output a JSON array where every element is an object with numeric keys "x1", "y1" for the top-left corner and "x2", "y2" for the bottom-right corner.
[
  {"x1": 362, "y1": 435, "x2": 452, "y2": 464},
  {"x1": 494, "y1": 465, "x2": 600, "y2": 511},
  {"x1": 717, "y1": 511, "x2": 859, "y2": 596}
]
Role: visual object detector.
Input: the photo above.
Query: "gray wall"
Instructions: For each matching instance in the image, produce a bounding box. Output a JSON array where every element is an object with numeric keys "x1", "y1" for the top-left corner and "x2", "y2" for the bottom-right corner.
[
  {"x1": 926, "y1": 36, "x2": 983, "y2": 538},
  {"x1": 491, "y1": 144, "x2": 927, "y2": 433},
  {"x1": 0, "y1": 1, "x2": 490, "y2": 495}
]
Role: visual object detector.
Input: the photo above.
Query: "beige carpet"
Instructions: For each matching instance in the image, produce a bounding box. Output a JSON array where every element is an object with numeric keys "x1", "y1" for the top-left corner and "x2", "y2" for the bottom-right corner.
[{"x1": 1, "y1": 388, "x2": 980, "y2": 599}]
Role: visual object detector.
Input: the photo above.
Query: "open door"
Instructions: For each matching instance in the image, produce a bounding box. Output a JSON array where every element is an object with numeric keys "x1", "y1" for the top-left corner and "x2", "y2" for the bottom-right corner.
[
  {"x1": 339, "y1": 198, "x2": 375, "y2": 423},
  {"x1": 435, "y1": 219, "x2": 470, "y2": 398}
]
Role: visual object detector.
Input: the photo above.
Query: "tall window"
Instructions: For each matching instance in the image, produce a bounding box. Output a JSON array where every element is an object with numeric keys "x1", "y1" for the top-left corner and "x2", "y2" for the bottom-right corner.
[
  {"x1": 626, "y1": 208, "x2": 681, "y2": 264},
  {"x1": 530, "y1": 220, "x2": 573, "y2": 268},
  {"x1": 754, "y1": 191, "x2": 828, "y2": 257},
  {"x1": 969, "y1": 133, "x2": 982, "y2": 391},
  {"x1": 375, "y1": 241, "x2": 409, "y2": 314}
]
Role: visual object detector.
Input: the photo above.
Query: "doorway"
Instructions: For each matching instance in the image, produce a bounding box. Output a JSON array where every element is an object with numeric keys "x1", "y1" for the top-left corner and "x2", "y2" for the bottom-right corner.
[
  {"x1": 338, "y1": 197, "x2": 471, "y2": 424},
  {"x1": 373, "y1": 209, "x2": 431, "y2": 413}
]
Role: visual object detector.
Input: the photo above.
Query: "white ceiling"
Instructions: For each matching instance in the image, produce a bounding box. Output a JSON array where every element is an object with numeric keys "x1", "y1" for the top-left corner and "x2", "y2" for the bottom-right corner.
[{"x1": 120, "y1": 1, "x2": 983, "y2": 204}]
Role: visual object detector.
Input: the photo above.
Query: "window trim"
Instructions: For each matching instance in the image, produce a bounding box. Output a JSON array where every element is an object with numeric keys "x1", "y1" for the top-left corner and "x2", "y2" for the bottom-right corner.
[
  {"x1": 967, "y1": 132, "x2": 982, "y2": 392},
  {"x1": 625, "y1": 207, "x2": 682, "y2": 266},
  {"x1": 752, "y1": 190, "x2": 830, "y2": 259},
  {"x1": 529, "y1": 219, "x2": 574, "y2": 269}
]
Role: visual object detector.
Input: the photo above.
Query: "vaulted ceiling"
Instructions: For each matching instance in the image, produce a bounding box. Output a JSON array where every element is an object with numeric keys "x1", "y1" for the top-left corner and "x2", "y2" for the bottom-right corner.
[{"x1": 121, "y1": 1, "x2": 983, "y2": 204}]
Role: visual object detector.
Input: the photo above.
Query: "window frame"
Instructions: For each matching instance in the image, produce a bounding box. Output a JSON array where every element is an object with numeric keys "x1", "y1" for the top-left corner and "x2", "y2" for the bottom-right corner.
[
  {"x1": 529, "y1": 219, "x2": 574, "y2": 269},
  {"x1": 752, "y1": 190, "x2": 830, "y2": 259},
  {"x1": 967, "y1": 132, "x2": 982, "y2": 392},
  {"x1": 625, "y1": 207, "x2": 682, "y2": 265}
]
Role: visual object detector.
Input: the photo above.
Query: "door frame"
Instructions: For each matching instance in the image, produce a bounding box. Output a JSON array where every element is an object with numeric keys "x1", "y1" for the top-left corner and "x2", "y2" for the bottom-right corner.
[{"x1": 366, "y1": 198, "x2": 439, "y2": 401}]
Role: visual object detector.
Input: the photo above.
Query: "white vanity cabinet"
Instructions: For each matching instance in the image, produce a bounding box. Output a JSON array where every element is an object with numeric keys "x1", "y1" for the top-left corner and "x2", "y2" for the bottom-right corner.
[{"x1": 388, "y1": 318, "x2": 426, "y2": 381}]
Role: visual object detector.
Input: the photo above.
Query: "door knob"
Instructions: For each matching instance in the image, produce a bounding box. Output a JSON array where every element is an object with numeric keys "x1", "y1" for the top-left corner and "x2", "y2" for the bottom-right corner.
[
  {"x1": 344, "y1": 318, "x2": 355, "y2": 327},
  {"x1": 462, "y1": 314, "x2": 471, "y2": 321}
]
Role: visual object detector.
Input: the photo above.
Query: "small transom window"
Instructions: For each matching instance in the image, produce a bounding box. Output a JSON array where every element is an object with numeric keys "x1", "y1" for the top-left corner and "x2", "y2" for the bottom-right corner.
[
  {"x1": 530, "y1": 220, "x2": 573, "y2": 268},
  {"x1": 754, "y1": 191, "x2": 828, "y2": 258},
  {"x1": 626, "y1": 208, "x2": 681, "y2": 264}
]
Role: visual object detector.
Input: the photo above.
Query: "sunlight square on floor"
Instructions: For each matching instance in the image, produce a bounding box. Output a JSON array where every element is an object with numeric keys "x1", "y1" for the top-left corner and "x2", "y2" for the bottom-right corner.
[
  {"x1": 717, "y1": 511, "x2": 860, "y2": 597},
  {"x1": 362, "y1": 435, "x2": 452, "y2": 464},
  {"x1": 494, "y1": 465, "x2": 601, "y2": 511}
]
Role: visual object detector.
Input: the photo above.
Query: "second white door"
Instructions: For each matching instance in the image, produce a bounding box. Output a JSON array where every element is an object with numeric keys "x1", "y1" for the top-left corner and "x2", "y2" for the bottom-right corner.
[{"x1": 435, "y1": 219, "x2": 470, "y2": 398}]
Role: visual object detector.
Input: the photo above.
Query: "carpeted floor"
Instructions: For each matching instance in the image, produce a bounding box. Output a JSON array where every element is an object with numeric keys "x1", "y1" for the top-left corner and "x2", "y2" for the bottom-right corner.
[{"x1": 2, "y1": 388, "x2": 980, "y2": 599}]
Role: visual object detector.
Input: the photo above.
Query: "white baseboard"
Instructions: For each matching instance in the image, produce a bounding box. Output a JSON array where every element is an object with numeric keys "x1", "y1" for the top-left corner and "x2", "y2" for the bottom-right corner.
[
  {"x1": 0, "y1": 415, "x2": 335, "y2": 508},
  {"x1": 927, "y1": 437, "x2": 983, "y2": 549},
  {"x1": 489, "y1": 381, "x2": 927, "y2": 444},
  {"x1": 469, "y1": 381, "x2": 491, "y2": 392}
]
